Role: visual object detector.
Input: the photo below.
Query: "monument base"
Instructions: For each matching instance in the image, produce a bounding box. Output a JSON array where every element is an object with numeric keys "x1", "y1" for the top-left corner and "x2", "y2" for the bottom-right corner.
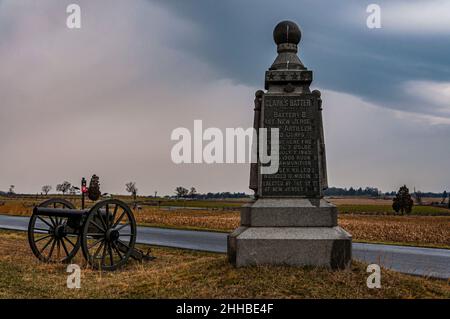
[
  {"x1": 240, "y1": 198, "x2": 338, "y2": 227},
  {"x1": 228, "y1": 199, "x2": 352, "y2": 269}
]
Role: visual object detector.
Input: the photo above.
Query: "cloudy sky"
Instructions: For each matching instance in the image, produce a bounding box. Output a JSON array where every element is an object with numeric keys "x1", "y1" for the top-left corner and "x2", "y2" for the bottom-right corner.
[{"x1": 1, "y1": 0, "x2": 449, "y2": 195}]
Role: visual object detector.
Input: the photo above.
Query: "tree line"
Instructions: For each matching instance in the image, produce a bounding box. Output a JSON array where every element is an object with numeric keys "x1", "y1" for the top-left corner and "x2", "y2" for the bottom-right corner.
[
  {"x1": 1, "y1": 183, "x2": 448, "y2": 205},
  {"x1": 174, "y1": 186, "x2": 249, "y2": 199},
  {"x1": 0, "y1": 177, "x2": 141, "y2": 201},
  {"x1": 324, "y1": 187, "x2": 381, "y2": 197},
  {"x1": 324, "y1": 186, "x2": 449, "y2": 198}
]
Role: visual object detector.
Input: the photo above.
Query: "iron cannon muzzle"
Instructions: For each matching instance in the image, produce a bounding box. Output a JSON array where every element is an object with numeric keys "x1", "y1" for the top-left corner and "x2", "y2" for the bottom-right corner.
[{"x1": 33, "y1": 206, "x2": 87, "y2": 218}]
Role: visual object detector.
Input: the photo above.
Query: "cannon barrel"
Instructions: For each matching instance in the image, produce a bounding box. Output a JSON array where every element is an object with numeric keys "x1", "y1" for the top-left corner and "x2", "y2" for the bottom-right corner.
[{"x1": 33, "y1": 206, "x2": 88, "y2": 218}]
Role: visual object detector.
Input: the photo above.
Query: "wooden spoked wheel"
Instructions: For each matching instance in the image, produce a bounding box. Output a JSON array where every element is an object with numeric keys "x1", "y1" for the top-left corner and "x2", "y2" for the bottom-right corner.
[
  {"x1": 28, "y1": 199, "x2": 81, "y2": 263},
  {"x1": 81, "y1": 199, "x2": 137, "y2": 271}
]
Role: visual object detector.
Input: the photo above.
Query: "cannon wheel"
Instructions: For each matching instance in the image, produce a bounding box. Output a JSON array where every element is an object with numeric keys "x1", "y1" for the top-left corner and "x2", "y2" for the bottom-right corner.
[
  {"x1": 81, "y1": 199, "x2": 137, "y2": 271},
  {"x1": 28, "y1": 198, "x2": 81, "y2": 263}
]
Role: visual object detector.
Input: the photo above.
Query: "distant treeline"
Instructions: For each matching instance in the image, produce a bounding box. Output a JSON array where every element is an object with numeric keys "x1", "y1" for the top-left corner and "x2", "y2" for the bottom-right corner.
[
  {"x1": 324, "y1": 187, "x2": 381, "y2": 197},
  {"x1": 183, "y1": 192, "x2": 250, "y2": 199},
  {"x1": 400, "y1": 192, "x2": 447, "y2": 198},
  {"x1": 324, "y1": 187, "x2": 447, "y2": 198},
  {"x1": 2, "y1": 188, "x2": 447, "y2": 199}
]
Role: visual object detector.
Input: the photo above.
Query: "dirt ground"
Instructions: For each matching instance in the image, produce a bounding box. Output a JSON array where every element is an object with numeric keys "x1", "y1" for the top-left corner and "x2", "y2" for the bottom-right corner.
[{"x1": 0, "y1": 230, "x2": 448, "y2": 299}]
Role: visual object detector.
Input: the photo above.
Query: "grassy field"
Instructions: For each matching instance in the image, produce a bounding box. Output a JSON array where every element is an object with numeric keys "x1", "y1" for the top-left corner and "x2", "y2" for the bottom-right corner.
[
  {"x1": 1, "y1": 196, "x2": 449, "y2": 249},
  {"x1": 337, "y1": 204, "x2": 450, "y2": 216},
  {"x1": 328, "y1": 197, "x2": 450, "y2": 215},
  {"x1": 137, "y1": 209, "x2": 450, "y2": 249},
  {"x1": 0, "y1": 195, "x2": 248, "y2": 210},
  {"x1": 2, "y1": 195, "x2": 448, "y2": 215},
  {"x1": 340, "y1": 215, "x2": 450, "y2": 248},
  {"x1": 0, "y1": 230, "x2": 448, "y2": 299}
]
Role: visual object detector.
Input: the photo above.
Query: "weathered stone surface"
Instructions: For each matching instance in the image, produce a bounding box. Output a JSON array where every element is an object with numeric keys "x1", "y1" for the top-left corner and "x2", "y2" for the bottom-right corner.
[
  {"x1": 228, "y1": 227, "x2": 352, "y2": 269},
  {"x1": 241, "y1": 198, "x2": 337, "y2": 227},
  {"x1": 273, "y1": 20, "x2": 301, "y2": 45},
  {"x1": 259, "y1": 94, "x2": 322, "y2": 198},
  {"x1": 227, "y1": 226, "x2": 248, "y2": 265},
  {"x1": 228, "y1": 20, "x2": 352, "y2": 269}
]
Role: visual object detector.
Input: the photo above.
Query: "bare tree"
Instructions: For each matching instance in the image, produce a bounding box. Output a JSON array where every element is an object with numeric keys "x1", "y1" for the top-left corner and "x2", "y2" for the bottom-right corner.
[
  {"x1": 8, "y1": 185, "x2": 15, "y2": 195},
  {"x1": 441, "y1": 191, "x2": 448, "y2": 205},
  {"x1": 175, "y1": 186, "x2": 189, "y2": 198},
  {"x1": 189, "y1": 187, "x2": 197, "y2": 198},
  {"x1": 56, "y1": 181, "x2": 71, "y2": 195},
  {"x1": 415, "y1": 190, "x2": 422, "y2": 205},
  {"x1": 125, "y1": 182, "x2": 138, "y2": 202},
  {"x1": 41, "y1": 185, "x2": 52, "y2": 195}
]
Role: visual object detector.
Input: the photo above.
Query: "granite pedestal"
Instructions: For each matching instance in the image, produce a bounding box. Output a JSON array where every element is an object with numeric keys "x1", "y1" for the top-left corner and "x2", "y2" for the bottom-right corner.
[
  {"x1": 228, "y1": 199, "x2": 352, "y2": 269},
  {"x1": 227, "y1": 20, "x2": 352, "y2": 269}
]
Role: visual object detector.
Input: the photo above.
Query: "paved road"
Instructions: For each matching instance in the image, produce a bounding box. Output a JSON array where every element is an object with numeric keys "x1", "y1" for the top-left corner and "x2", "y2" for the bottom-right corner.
[{"x1": 0, "y1": 214, "x2": 448, "y2": 279}]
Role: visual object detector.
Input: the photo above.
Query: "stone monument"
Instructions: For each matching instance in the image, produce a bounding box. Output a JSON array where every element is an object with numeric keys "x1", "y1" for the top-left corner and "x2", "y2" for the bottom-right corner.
[{"x1": 228, "y1": 21, "x2": 352, "y2": 269}]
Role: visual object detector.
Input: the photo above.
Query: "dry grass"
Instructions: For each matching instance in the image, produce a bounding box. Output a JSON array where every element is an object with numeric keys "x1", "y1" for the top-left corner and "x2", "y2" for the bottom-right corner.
[
  {"x1": 1, "y1": 198, "x2": 449, "y2": 248},
  {"x1": 336, "y1": 204, "x2": 450, "y2": 216},
  {"x1": 0, "y1": 230, "x2": 448, "y2": 299},
  {"x1": 328, "y1": 197, "x2": 450, "y2": 215},
  {"x1": 328, "y1": 198, "x2": 394, "y2": 205},
  {"x1": 134, "y1": 209, "x2": 450, "y2": 249},
  {"x1": 135, "y1": 207, "x2": 240, "y2": 232},
  {"x1": 0, "y1": 200, "x2": 34, "y2": 217},
  {"x1": 340, "y1": 215, "x2": 450, "y2": 248},
  {"x1": 328, "y1": 196, "x2": 449, "y2": 207}
]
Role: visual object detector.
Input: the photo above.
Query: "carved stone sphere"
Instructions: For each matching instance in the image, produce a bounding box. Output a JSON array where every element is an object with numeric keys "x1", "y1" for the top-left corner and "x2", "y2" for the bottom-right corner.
[{"x1": 273, "y1": 21, "x2": 301, "y2": 45}]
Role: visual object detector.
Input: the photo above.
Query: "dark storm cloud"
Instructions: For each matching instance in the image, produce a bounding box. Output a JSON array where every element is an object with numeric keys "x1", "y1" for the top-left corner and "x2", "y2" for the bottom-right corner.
[
  {"x1": 151, "y1": 0, "x2": 450, "y2": 117},
  {"x1": 1, "y1": 0, "x2": 450, "y2": 194}
]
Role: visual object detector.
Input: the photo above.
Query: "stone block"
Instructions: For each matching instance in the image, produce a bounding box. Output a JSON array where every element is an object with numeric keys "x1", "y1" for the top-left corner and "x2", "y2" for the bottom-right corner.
[
  {"x1": 228, "y1": 226, "x2": 352, "y2": 269},
  {"x1": 240, "y1": 198, "x2": 337, "y2": 227}
]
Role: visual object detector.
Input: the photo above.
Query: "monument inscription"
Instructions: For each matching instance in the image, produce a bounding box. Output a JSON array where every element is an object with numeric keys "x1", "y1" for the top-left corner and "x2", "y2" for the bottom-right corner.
[
  {"x1": 228, "y1": 20, "x2": 351, "y2": 269},
  {"x1": 260, "y1": 94, "x2": 320, "y2": 197}
]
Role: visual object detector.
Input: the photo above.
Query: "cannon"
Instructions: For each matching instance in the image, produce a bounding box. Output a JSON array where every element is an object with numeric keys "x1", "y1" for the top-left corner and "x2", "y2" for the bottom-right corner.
[{"x1": 28, "y1": 198, "x2": 153, "y2": 271}]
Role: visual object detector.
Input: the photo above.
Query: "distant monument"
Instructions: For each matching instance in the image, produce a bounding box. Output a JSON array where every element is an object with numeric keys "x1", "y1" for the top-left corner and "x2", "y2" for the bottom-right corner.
[{"x1": 228, "y1": 21, "x2": 352, "y2": 268}]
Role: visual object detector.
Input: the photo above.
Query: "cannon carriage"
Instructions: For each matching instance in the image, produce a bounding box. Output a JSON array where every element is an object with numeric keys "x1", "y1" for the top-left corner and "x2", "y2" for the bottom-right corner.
[{"x1": 28, "y1": 179, "x2": 153, "y2": 271}]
